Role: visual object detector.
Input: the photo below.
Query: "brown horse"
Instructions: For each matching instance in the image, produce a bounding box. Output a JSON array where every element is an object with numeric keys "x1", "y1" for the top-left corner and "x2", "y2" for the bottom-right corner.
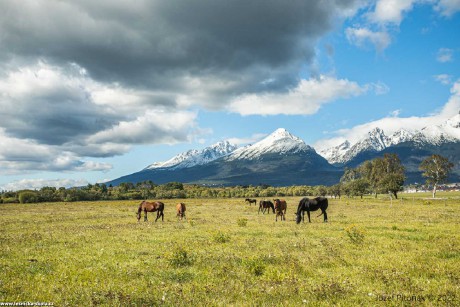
[
  {"x1": 137, "y1": 200, "x2": 164, "y2": 222},
  {"x1": 273, "y1": 199, "x2": 287, "y2": 221},
  {"x1": 176, "y1": 203, "x2": 186, "y2": 220},
  {"x1": 245, "y1": 198, "x2": 257, "y2": 205}
]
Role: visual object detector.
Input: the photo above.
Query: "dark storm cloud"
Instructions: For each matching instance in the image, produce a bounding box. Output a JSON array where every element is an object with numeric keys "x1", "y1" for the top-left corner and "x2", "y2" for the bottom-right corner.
[{"x1": 0, "y1": 0, "x2": 360, "y2": 93}]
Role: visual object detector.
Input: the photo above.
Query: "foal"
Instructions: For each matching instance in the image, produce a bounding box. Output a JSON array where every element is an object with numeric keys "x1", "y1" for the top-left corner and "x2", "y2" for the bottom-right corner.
[
  {"x1": 176, "y1": 203, "x2": 186, "y2": 220},
  {"x1": 273, "y1": 199, "x2": 287, "y2": 221}
]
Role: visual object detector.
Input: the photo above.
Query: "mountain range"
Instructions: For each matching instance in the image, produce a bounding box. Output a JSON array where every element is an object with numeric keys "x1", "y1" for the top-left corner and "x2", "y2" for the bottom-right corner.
[{"x1": 107, "y1": 114, "x2": 460, "y2": 186}]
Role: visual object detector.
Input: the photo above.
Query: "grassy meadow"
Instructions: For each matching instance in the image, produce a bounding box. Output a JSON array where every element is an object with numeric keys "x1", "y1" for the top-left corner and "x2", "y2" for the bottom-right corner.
[{"x1": 1, "y1": 193, "x2": 459, "y2": 306}]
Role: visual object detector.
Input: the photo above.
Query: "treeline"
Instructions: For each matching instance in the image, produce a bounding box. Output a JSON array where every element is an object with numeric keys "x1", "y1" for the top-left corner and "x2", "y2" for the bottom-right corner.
[
  {"x1": 1, "y1": 182, "x2": 337, "y2": 204},
  {"x1": 1, "y1": 153, "x2": 453, "y2": 204}
]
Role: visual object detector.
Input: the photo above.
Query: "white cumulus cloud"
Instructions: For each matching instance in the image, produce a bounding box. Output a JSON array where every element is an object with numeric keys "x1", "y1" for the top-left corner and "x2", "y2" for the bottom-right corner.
[
  {"x1": 368, "y1": 0, "x2": 417, "y2": 25},
  {"x1": 345, "y1": 27, "x2": 392, "y2": 52},
  {"x1": 227, "y1": 76, "x2": 372, "y2": 116},
  {"x1": 0, "y1": 178, "x2": 90, "y2": 191}
]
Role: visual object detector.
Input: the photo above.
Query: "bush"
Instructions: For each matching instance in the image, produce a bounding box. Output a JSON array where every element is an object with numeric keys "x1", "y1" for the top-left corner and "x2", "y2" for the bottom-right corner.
[
  {"x1": 168, "y1": 247, "x2": 193, "y2": 267},
  {"x1": 18, "y1": 191, "x2": 38, "y2": 204},
  {"x1": 243, "y1": 258, "x2": 266, "y2": 276},
  {"x1": 345, "y1": 225, "x2": 365, "y2": 244},
  {"x1": 212, "y1": 231, "x2": 230, "y2": 243},
  {"x1": 237, "y1": 218, "x2": 248, "y2": 227}
]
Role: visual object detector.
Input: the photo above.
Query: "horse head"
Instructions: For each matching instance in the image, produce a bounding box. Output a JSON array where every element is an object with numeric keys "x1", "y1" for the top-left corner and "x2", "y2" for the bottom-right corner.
[{"x1": 295, "y1": 198, "x2": 308, "y2": 224}]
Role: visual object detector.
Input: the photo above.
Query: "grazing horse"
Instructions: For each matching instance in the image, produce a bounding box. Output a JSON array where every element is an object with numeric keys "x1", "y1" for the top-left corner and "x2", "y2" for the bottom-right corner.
[
  {"x1": 296, "y1": 197, "x2": 328, "y2": 224},
  {"x1": 273, "y1": 199, "x2": 287, "y2": 221},
  {"x1": 258, "y1": 200, "x2": 275, "y2": 214},
  {"x1": 245, "y1": 198, "x2": 257, "y2": 205},
  {"x1": 137, "y1": 200, "x2": 164, "y2": 222},
  {"x1": 176, "y1": 202, "x2": 186, "y2": 220}
]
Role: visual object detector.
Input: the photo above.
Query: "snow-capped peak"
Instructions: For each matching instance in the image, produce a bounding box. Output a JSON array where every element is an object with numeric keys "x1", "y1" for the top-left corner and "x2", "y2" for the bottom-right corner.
[
  {"x1": 320, "y1": 113, "x2": 460, "y2": 164},
  {"x1": 421, "y1": 113, "x2": 460, "y2": 144},
  {"x1": 319, "y1": 140, "x2": 350, "y2": 164},
  {"x1": 227, "y1": 128, "x2": 313, "y2": 160},
  {"x1": 145, "y1": 140, "x2": 237, "y2": 170}
]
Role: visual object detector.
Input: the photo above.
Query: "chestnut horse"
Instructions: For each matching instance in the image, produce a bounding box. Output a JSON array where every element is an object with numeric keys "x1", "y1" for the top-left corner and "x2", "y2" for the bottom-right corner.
[
  {"x1": 137, "y1": 200, "x2": 164, "y2": 222},
  {"x1": 258, "y1": 200, "x2": 275, "y2": 214},
  {"x1": 245, "y1": 198, "x2": 257, "y2": 205},
  {"x1": 273, "y1": 199, "x2": 287, "y2": 221},
  {"x1": 296, "y1": 197, "x2": 328, "y2": 223},
  {"x1": 176, "y1": 202, "x2": 186, "y2": 220}
]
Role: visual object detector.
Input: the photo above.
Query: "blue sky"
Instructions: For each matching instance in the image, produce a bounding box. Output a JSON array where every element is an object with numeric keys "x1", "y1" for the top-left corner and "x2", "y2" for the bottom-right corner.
[{"x1": 0, "y1": 0, "x2": 459, "y2": 190}]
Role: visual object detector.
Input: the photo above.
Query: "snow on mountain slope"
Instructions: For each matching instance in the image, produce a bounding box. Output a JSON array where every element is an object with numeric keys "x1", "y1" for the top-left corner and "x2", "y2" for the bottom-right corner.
[
  {"x1": 227, "y1": 128, "x2": 314, "y2": 161},
  {"x1": 320, "y1": 113, "x2": 460, "y2": 164},
  {"x1": 320, "y1": 140, "x2": 351, "y2": 164},
  {"x1": 421, "y1": 113, "x2": 460, "y2": 144},
  {"x1": 145, "y1": 141, "x2": 237, "y2": 170}
]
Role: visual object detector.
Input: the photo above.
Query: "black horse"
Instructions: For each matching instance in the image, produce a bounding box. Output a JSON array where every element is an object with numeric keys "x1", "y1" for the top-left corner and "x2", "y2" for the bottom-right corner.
[
  {"x1": 296, "y1": 197, "x2": 328, "y2": 223},
  {"x1": 258, "y1": 200, "x2": 275, "y2": 214},
  {"x1": 245, "y1": 198, "x2": 257, "y2": 205}
]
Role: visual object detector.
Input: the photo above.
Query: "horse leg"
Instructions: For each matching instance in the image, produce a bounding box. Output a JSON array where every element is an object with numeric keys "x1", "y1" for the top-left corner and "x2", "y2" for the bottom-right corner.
[
  {"x1": 144, "y1": 210, "x2": 148, "y2": 222},
  {"x1": 307, "y1": 210, "x2": 311, "y2": 223},
  {"x1": 155, "y1": 210, "x2": 160, "y2": 222},
  {"x1": 323, "y1": 210, "x2": 328, "y2": 222}
]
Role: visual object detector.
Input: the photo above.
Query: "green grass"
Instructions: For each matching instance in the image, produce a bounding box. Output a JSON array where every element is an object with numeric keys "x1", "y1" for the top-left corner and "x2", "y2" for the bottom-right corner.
[{"x1": 1, "y1": 195, "x2": 459, "y2": 306}]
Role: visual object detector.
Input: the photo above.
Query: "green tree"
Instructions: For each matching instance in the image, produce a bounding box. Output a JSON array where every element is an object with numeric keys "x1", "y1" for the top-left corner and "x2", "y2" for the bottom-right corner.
[
  {"x1": 346, "y1": 178, "x2": 369, "y2": 198},
  {"x1": 340, "y1": 167, "x2": 369, "y2": 198},
  {"x1": 340, "y1": 167, "x2": 360, "y2": 183},
  {"x1": 372, "y1": 154, "x2": 405, "y2": 199},
  {"x1": 315, "y1": 185, "x2": 328, "y2": 197},
  {"x1": 328, "y1": 184, "x2": 342, "y2": 199},
  {"x1": 358, "y1": 160, "x2": 379, "y2": 197},
  {"x1": 163, "y1": 182, "x2": 184, "y2": 190},
  {"x1": 419, "y1": 154, "x2": 454, "y2": 198}
]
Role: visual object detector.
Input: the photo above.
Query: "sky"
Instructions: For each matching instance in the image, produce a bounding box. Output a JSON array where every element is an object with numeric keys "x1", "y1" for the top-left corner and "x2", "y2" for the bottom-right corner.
[{"x1": 0, "y1": 0, "x2": 459, "y2": 191}]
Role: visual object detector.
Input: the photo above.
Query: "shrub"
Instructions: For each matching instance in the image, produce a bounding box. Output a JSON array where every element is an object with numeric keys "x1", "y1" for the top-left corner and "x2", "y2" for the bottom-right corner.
[
  {"x1": 213, "y1": 231, "x2": 230, "y2": 243},
  {"x1": 345, "y1": 225, "x2": 365, "y2": 244},
  {"x1": 18, "y1": 191, "x2": 38, "y2": 204},
  {"x1": 237, "y1": 218, "x2": 248, "y2": 227},
  {"x1": 2, "y1": 197, "x2": 18, "y2": 203},
  {"x1": 243, "y1": 258, "x2": 266, "y2": 276},
  {"x1": 168, "y1": 247, "x2": 193, "y2": 267}
]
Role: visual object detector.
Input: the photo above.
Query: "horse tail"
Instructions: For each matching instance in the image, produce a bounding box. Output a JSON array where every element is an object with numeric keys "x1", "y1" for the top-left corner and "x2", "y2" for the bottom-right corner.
[
  {"x1": 316, "y1": 198, "x2": 328, "y2": 217},
  {"x1": 136, "y1": 202, "x2": 143, "y2": 221}
]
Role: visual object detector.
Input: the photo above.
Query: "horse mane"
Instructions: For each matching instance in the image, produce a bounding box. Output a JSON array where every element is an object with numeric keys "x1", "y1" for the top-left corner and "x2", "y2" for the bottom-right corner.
[{"x1": 297, "y1": 197, "x2": 307, "y2": 214}]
